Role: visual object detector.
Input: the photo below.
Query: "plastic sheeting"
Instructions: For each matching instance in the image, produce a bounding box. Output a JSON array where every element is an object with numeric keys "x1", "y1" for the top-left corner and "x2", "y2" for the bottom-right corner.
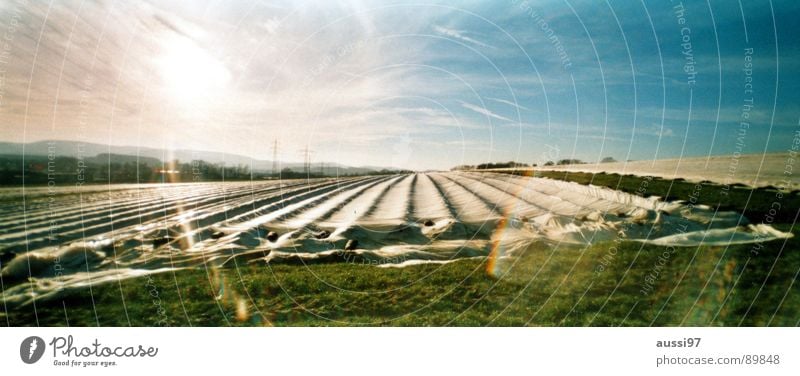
[{"x1": 0, "y1": 172, "x2": 792, "y2": 307}]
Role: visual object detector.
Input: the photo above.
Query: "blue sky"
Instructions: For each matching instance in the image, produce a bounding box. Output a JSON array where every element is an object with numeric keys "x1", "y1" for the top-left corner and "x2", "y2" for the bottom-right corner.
[{"x1": 1, "y1": 0, "x2": 798, "y2": 169}]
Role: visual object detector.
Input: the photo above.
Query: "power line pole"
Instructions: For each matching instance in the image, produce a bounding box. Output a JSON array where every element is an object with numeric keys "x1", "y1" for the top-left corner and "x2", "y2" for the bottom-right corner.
[
  {"x1": 304, "y1": 144, "x2": 310, "y2": 176},
  {"x1": 298, "y1": 145, "x2": 315, "y2": 178},
  {"x1": 271, "y1": 139, "x2": 278, "y2": 176}
]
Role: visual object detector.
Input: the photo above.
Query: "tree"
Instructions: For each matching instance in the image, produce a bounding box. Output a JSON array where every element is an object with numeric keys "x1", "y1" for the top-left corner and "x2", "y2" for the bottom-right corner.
[{"x1": 557, "y1": 158, "x2": 583, "y2": 165}]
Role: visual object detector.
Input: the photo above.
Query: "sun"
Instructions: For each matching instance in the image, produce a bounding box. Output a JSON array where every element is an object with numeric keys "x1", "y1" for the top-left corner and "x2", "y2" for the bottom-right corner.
[{"x1": 155, "y1": 35, "x2": 231, "y2": 103}]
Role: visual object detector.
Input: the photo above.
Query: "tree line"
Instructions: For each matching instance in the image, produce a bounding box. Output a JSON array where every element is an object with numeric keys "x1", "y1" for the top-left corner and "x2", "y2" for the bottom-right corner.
[
  {"x1": 451, "y1": 157, "x2": 616, "y2": 171},
  {"x1": 0, "y1": 153, "x2": 413, "y2": 185}
]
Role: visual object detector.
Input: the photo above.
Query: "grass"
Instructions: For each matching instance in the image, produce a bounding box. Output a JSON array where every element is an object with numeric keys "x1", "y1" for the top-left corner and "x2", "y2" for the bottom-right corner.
[{"x1": 4, "y1": 224, "x2": 798, "y2": 326}]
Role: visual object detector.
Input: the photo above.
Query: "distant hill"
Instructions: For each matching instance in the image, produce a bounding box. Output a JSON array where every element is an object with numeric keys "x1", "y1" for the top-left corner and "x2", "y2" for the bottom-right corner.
[
  {"x1": 0, "y1": 140, "x2": 268, "y2": 168},
  {"x1": 86, "y1": 153, "x2": 163, "y2": 166},
  {"x1": 0, "y1": 140, "x2": 389, "y2": 175}
]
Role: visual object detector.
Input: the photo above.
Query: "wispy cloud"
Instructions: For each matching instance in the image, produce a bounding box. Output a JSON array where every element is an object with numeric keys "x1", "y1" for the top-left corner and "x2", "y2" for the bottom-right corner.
[
  {"x1": 459, "y1": 101, "x2": 511, "y2": 122},
  {"x1": 488, "y1": 97, "x2": 530, "y2": 111},
  {"x1": 636, "y1": 124, "x2": 675, "y2": 138},
  {"x1": 433, "y1": 25, "x2": 491, "y2": 48}
]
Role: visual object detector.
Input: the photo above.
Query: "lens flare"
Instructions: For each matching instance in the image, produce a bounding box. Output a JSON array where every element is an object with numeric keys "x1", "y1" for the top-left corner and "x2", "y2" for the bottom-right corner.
[{"x1": 486, "y1": 169, "x2": 535, "y2": 278}]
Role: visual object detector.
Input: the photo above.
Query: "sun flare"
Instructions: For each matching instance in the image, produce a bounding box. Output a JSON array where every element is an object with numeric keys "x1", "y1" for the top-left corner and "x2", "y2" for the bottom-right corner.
[{"x1": 156, "y1": 35, "x2": 230, "y2": 102}]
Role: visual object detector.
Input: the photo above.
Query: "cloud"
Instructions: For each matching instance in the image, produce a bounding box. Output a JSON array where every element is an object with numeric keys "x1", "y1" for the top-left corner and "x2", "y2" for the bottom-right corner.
[
  {"x1": 433, "y1": 25, "x2": 491, "y2": 48},
  {"x1": 636, "y1": 124, "x2": 675, "y2": 138},
  {"x1": 459, "y1": 101, "x2": 512, "y2": 122},
  {"x1": 262, "y1": 17, "x2": 281, "y2": 34},
  {"x1": 488, "y1": 97, "x2": 530, "y2": 111}
]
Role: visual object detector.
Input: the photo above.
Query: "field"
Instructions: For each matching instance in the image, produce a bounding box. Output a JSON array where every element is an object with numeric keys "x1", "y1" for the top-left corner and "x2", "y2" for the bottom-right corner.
[
  {"x1": 527, "y1": 152, "x2": 799, "y2": 191},
  {"x1": 1, "y1": 171, "x2": 797, "y2": 326}
]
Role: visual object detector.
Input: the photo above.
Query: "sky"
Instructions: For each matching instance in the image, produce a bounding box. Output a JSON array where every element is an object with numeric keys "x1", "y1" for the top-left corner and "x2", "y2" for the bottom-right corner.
[{"x1": 0, "y1": 0, "x2": 798, "y2": 170}]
